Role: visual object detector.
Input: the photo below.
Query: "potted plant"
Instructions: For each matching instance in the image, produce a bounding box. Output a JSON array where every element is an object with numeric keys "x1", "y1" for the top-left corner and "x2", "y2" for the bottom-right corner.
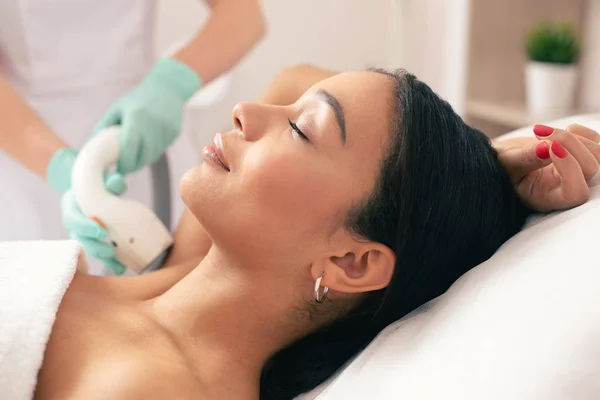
[{"x1": 525, "y1": 21, "x2": 580, "y2": 113}]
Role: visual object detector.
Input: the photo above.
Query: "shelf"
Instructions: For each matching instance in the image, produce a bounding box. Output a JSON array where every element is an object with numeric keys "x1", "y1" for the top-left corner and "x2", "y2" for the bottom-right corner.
[{"x1": 466, "y1": 99, "x2": 594, "y2": 128}]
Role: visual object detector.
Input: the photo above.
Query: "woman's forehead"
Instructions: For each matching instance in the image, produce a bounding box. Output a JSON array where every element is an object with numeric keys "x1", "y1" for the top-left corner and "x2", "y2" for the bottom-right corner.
[
  {"x1": 312, "y1": 71, "x2": 395, "y2": 147},
  {"x1": 313, "y1": 71, "x2": 394, "y2": 103}
]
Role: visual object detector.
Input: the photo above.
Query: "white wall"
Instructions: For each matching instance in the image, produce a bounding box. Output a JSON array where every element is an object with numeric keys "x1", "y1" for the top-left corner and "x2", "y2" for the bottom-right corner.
[
  {"x1": 156, "y1": 0, "x2": 395, "y2": 149},
  {"x1": 391, "y1": 0, "x2": 472, "y2": 115},
  {"x1": 580, "y1": 0, "x2": 600, "y2": 111}
]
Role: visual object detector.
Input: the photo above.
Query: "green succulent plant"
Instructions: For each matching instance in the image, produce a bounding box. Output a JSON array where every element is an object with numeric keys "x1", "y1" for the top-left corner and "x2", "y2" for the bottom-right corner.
[{"x1": 526, "y1": 21, "x2": 580, "y2": 64}]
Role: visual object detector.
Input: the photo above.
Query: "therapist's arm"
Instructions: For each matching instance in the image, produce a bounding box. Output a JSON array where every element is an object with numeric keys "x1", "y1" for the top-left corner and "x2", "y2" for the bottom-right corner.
[
  {"x1": 0, "y1": 74, "x2": 67, "y2": 178},
  {"x1": 172, "y1": 0, "x2": 266, "y2": 84}
]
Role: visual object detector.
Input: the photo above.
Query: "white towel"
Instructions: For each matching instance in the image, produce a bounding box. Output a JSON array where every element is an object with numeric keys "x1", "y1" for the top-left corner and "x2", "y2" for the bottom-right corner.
[{"x1": 0, "y1": 240, "x2": 86, "y2": 400}]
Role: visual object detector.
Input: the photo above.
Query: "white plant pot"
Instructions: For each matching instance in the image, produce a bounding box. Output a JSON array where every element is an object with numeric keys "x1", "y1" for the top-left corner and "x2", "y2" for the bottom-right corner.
[{"x1": 525, "y1": 61, "x2": 578, "y2": 114}]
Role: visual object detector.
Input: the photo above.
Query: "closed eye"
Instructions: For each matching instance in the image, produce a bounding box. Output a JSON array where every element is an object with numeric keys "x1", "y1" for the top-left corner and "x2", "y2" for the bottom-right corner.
[{"x1": 288, "y1": 119, "x2": 309, "y2": 142}]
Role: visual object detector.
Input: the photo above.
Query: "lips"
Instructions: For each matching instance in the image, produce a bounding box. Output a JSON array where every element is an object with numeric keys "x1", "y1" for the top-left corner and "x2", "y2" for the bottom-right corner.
[{"x1": 212, "y1": 133, "x2": 230, "y2": 171}]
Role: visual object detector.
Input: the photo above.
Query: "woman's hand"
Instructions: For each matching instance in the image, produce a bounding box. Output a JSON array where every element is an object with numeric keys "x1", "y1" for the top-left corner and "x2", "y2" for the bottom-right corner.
[{"x1": 495, "y1": 123, "x2": 600, "y2": 212}]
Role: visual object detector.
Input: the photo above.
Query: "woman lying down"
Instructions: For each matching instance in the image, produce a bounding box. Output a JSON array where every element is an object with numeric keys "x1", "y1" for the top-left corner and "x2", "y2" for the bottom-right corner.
[{"x1": 31, "y1": 66, "x2": 600, "y2": 399}]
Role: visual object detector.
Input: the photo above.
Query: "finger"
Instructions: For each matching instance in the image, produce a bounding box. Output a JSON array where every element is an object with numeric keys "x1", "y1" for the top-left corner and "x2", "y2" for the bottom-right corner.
[
  {"x1": 93, "y1": 105, "x2": 121, "y2": 135},
  {"x1": 68, "y1": 232, "x2": 115, "y2": 259},
  {"x1": 118, "y1": 117, "x2": 142, "y2": 175},
  {"x1": 567, "y1": 123, "x2": 600, "y2": 143},
  {"x1": 61, "y1": 191, "x2": 107, "y2": 240},
  {"x1": 137, "y1": 118, "x2": 165, "y2": 168},
  {"x1": 547, "y1": 141, "x2": 589, "y2": 208},
  {"x1": 535, "y1": 122, "x2": 600, "y2": 144},
  {"x1": 533, "y1": 124, "x2": 557, "y2": 140},
  {"x1": 98, "y1": 257, "x2": 126, "y2": 276},
  {"x1": 551, "y1": 128, "x2": 599, "y2": 181},
  {"x1": 141, "y1": 129, "x2": 167, "y2": 167},
  {"x1": 501, "y1": 141, "x2": 552, "y2": 181},
  {"x1": 103, "y1": 172, "x2": 127, "y2": 195},
  {"x1": 574, "y1": 136, "x2": 600, "y2": 164}
]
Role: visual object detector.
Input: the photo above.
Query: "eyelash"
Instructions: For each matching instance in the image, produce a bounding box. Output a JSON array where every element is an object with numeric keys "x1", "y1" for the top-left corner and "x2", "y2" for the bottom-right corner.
[{"x1": 288, "y1": 119, "x2": 309, "y2": 142}]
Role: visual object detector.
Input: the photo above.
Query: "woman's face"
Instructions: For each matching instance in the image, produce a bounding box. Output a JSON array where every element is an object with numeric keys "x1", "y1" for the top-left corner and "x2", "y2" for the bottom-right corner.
[{"x1": 181, "y1": 71, "x2": 394, "y2": 270}]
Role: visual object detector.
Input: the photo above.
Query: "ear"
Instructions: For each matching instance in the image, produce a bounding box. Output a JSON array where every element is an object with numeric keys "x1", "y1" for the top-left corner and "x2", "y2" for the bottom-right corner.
[{"x1": 311, "y1": 240, "x2": 396, "y2": 294}]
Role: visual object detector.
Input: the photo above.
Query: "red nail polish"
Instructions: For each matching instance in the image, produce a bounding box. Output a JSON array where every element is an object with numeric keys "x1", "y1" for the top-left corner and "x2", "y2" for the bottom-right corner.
[
  {"x1": 551, "y1": 141, "x2": 568, "y2": 159},
  {"x1": 535, "y1": 142, "x2": 550, "y2": 159},
  {"x1": 533, "y1": 124, "x2": 554, "y2": 137}
]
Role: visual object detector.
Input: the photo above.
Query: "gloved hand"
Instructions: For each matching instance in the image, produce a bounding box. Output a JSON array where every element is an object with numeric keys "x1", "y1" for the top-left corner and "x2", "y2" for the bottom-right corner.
[
  {"x1": 48, "y1": 148, "x2": 129, "y2": 274},
  {"x1": 93, "y1": 58, "x2": 201, "y2": 175},
  {"x1": 61, "y1": 174, "x2": 128, "y2": 275},
  {"x1": 47, "y1": 148, "x2": 78, "y2": 193}
]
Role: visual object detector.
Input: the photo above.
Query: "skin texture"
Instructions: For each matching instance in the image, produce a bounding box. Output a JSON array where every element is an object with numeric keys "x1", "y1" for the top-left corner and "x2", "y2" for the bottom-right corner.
[
  {"x1": 33, "y1": 66, "x2": 599, "y2": 400},
  {"x1": 180, "y1": 71, "x2": 397, "y2": 293},
  {"x1": 35, "y1": 71, "x2": 399, "y2": 400}
]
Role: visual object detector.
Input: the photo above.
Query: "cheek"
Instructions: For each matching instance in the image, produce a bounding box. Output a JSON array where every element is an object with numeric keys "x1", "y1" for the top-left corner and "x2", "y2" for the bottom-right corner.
[{"x1": 240, "y1": 147, "x2": 345, "y2": 232}]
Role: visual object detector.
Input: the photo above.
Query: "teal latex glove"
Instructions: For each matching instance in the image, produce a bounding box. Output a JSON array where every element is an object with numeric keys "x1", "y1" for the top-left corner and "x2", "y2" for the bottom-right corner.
[
  {"x1": 61, "y1": 174, "x2": 128, "y2": 275},
  {"x1": 47, "y1": 148, "x2": 78, "y2": 193},
  {"x1": 93, "y1": 58, "x2": 202, "y2": 175}
]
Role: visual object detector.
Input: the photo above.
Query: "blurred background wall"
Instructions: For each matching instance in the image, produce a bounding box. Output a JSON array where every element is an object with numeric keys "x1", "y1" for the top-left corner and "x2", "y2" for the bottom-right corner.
[
  {"x1": 156, "y1": 0, "x2": 395, "y2": 147},
  {"x1": 155, "y1": 0, "x2": 600, "y2": 216},
  {"x1": 157, "y1": 0, "x2": 600, "y2": 144}
]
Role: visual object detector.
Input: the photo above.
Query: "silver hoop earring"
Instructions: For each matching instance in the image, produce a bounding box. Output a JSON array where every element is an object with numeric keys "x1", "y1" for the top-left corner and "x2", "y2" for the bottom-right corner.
[{"x1": 314, "y1": 273, "x2": 329, "y2": 303}]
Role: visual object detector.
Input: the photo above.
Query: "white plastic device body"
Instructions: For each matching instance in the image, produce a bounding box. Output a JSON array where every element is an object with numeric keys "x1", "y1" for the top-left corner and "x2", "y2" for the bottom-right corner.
[{"x1": 71, "y1": 126, "x2": 173, "y2": 274}]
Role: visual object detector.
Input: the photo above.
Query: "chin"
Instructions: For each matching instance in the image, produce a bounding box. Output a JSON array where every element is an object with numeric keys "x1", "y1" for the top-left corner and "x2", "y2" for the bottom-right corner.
[
  {"x1": 179, "y1": 164, "x2": 219, "y2": 219},
  {"x1": 179, "y1": 166, "x2": 202, "y2": 205},
  {"x1": 178, "y1": 168, "x2": 247, "y2": 257},
  {"x1": 178, "y1": 164, "x2": 231, "y2": 236}
]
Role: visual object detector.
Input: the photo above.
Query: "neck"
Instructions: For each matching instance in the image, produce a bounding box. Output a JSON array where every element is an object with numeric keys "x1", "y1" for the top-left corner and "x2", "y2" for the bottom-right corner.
[{"x1": 150, "y1": 246, "x2": 306, "y2": 394}]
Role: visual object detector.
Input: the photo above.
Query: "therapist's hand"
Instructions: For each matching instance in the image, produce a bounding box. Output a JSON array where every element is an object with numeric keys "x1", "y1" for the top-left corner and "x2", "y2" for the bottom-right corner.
[
  {"x1": 47, "y1": 148, "x2": 78, "y2": 193},
  {"x1": 496, "y1": 123, "x2": 600, "y2": 212},
  {"x1": 93, "y1": 58, "x2": 201, "y2": 175},
  {"x1": 61, "y1": 174, "x2": 128, "y2": 275}
]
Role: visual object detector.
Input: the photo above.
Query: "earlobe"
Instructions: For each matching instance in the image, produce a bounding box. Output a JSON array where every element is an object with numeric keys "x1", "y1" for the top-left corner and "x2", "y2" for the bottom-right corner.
[{"x1": 311, "y1": 243, "x2": 396, "y2": 295}]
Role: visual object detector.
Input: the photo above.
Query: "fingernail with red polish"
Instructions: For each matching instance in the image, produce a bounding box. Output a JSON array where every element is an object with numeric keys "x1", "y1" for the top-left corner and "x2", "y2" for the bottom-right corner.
[
  {"x1": 535, "y1": 141, "x2": 550, "y2": 159},
  {"x1": 533, "y1": 124, "x2": 554, "y2": 137},
  {"x1": 551, "y1": 141, "x2": 568, "y2": 159}
]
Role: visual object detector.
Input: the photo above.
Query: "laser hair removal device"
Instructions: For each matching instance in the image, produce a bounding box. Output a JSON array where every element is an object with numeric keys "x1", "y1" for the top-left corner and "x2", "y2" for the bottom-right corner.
[{"x1": 71, "y1": 126, "x2": 174, "y2": 274}]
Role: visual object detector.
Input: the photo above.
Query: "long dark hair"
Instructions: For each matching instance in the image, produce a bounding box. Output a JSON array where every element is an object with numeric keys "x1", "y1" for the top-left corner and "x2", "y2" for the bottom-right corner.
[{"x1": 260, "y1": 69, "x2": 530, "y2": 399}]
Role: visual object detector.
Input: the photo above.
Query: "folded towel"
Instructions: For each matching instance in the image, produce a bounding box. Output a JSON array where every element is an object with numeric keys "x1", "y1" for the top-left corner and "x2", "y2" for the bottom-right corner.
[{"x1": 0, "y1": 240, "x2": 85, "y2": 400}]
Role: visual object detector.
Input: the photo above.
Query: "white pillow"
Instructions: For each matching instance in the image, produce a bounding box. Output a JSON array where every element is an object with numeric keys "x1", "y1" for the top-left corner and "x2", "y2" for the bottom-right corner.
[{"x1": 298, "y1": 114, "x2": 600, "y2": 400}]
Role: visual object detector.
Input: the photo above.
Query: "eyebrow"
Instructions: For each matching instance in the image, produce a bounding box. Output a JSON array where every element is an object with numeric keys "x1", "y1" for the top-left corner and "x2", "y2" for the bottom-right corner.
[{"x1": 315, "y1": 89, "x2": 346, "y2": 145}]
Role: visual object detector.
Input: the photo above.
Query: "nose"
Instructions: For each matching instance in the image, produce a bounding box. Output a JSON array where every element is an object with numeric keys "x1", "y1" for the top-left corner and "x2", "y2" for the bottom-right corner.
[
  {"x1": 232, "y1": 103, "x2": 245, "y2": 132},
  {"x1": 232, "y1": 102, "x2": 280, "y2": 142}
]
